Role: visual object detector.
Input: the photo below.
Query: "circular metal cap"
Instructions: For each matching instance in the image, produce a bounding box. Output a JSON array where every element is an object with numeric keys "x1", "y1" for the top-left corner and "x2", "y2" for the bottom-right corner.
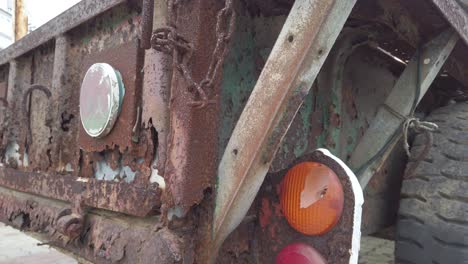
[{"x1": 80, "y1": 63, "x2": 125, "y2": 138}]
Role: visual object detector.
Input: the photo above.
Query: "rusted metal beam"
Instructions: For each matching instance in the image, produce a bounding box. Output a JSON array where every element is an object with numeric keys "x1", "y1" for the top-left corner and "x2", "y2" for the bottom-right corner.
[
  {"x1": 0, "y1": 0, "x2": 128, "y2": 65},
  {"x1": 0, "y1": 168, "x2": 161, "y2": 217},
  {"x1": 431, "y1": 0, "x2": 468, "y2": 45},
  {"x1": 163, "y1": 0, "x2": 225, "y2": 216},
  {"x1": 142, "y1": 0, "x2": 172, "y2": 177},
  {"x1": 6, "y1": 60, "x2": 16, "y2": 104},
  {"x1": 50, "y1": 35, "x2": 70, "y2": 171},
  {"x1": 349, "y1": 29, "x2": 459, "y2": 188},
  {"x1": 0, "y1": 187, "x2": 184, "y2": 264},
  {"x1": 14, "y1": 0, "x2": 28, "y2": 41},
  {"x1": 141, "y1": 0, "x2": 154, "y2": 49},
  {"x1": 212, "y1": 0, "x2": 357, "y2": 255}
]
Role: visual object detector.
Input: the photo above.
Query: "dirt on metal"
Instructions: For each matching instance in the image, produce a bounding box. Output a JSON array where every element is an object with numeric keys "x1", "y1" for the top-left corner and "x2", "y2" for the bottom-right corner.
[
  {"x1": 0, "y1": 168, "x2": 161, "y2": 217},
  {"x1": 0, "y1": 190, "x2": 186, "y2": 264},
  {"x1": 161, "y1": 0, "x2": 225, "y2": 215},
  {"x1": 78, "y1": 41, "x2": 143, "y2": 153},
  {"x1": 0, "y1": 0, "x2": 466, "y2": 263}
]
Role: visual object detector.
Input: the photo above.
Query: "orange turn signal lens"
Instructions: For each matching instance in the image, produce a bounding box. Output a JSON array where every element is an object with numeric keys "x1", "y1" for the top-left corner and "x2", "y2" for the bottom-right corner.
[{"x1": 280, "y1": 162, "x2": 344, "y2": 235}]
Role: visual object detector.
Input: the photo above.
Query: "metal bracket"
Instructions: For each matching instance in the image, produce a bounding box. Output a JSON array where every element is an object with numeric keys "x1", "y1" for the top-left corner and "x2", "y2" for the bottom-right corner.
[
  {"x1": 56, "y1": 196, "x2": 86, "y2": 240},
  {"x1": 348, "y1": 29, "x2": 459, "y2": 189},
  {"x1": 212, "y1": 0, "x2": 357, "y2": 258}
]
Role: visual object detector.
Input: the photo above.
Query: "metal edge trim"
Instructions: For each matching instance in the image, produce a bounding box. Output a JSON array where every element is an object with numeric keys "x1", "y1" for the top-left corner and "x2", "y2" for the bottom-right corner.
[{"x1": 0, "y1": 0, "x2": 128, "y2": 65}]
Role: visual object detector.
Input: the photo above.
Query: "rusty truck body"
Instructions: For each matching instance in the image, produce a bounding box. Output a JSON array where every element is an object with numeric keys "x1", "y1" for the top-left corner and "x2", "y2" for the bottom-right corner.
[{"x1": 0, "y1": 0, "x2": 467, "y2": 263}]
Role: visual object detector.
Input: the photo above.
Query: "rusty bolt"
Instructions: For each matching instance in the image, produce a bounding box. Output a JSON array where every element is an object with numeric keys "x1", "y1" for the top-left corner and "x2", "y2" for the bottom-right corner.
[
  {"x1": 56, "y1": 197, "x2": 86, "y2": 240},
  {"x1": 56, "y1": 213, "x2": 83, "y2": 240}
]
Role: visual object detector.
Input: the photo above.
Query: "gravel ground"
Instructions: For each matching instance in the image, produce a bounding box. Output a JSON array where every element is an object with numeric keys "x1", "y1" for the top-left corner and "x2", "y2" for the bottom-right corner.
[{"x1": 359, "y1": 236, "x2": 395, "y2": 264}]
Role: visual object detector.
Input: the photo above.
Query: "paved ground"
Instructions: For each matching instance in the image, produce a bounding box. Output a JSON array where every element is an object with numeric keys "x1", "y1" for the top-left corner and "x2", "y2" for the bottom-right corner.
[
  {"x1": 0, "y1": 223, "x2": 77, "y2": 264},
  {"x1": 0, "y1": 222, "x2": 394, "y2": 264},
  {"x1": 359, "y1": 236, "x2": 395, "y2": 264}
]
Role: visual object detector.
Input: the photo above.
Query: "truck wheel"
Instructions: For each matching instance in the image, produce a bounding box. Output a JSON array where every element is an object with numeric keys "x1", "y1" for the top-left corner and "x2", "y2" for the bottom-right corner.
[{"x1": 395, "y1": 102, "x2": 468, "y2": 264}]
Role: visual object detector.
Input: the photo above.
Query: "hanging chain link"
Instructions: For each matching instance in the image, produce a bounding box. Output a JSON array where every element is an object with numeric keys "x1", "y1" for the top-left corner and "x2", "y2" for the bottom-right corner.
[{"x1": 151, "y1": 0, "x2": 235, "y2": 108}]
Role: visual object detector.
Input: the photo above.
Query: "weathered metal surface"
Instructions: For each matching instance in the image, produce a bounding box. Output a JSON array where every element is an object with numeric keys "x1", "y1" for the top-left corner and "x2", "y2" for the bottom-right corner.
[
  {"x1": 3, "y1": 56, "x2": 32, "y2": 167},
  {"x1": 142, "y1": 0, "x2": 172, "y2": 176},
  {"x1": 215, "y1": 4, "x2": 431, "y2": 260},
  {"x1": 163, "y1": 0, "x2": 225, "y2": 215},
  {"x1": 23, "y1": 85, "x2": 52, "y2": 153},
  {"x1": 0, "y1": 188, "x2": 186, "y2": 264},
  {"x1": 351, "y1": 0, "x2": 468, "y2": 88},
  {"x1": 0, "y1": 0, "x2": 465, "y2": 262},
  {"x1": 431, "y1": 0, "x2": 468, "y2": 45},
  {"x1": 78, "y1": 41, "x2": 143, "y2": 153},
  {"x1": 0, "y1": 168, "x2": 161, "y2": 217},
  {"x1": 361, "y1": 143, "x2": 406, "y2": 235},
  {"x1": 213, "y1": 0, "x2": 357, "y2": 255},
  {"x1": 0, "y1": 82, "x2": 6, "y2": 100},
  {"x1": 141, "y1": 0, "x2": 154, "y2": 49},
  {"x1": 349, "y1": 29, "x2": 459, "y2": 188},
  {"x1": 218, "y1": 12, "x2": 286, "y2": 160},
  {"x1": 27, "y1": 44, "x2": 55, "y2": 171},
  {"x1": 64, "y1": 4, "x2": 144, "y2": 177},
  {"x1": 0, "y1": 0, "x2": 130, "y2": 65},
  {"x1": 49, "y1": 35, "x2": 73, "y2": 173},
  {"x1": 55, "y1": 198, "x2": 85, "y2": 240},
  {"x1": 269, "y1": 29, "x2": 375, "y2": 169},
  {"x1": 218, "y1": 150, "x2": 362, "y2": 263}
]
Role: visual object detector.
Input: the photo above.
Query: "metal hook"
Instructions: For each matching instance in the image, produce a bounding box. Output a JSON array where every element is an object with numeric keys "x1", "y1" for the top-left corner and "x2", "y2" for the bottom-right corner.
[{"x1": 22, "y1": 84, "x2": 52, "y2": 146}]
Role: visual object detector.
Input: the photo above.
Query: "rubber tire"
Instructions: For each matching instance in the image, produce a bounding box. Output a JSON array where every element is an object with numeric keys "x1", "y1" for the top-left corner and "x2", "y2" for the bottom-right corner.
[{"x1": 395, "y1": 102, "x2": 468, "y2": 264}]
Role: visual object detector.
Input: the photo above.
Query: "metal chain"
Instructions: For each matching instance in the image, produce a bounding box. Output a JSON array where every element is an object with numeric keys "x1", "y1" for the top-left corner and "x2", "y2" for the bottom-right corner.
[{"x1": 150, "y1": 0, "x2": 235, "y2": 108}]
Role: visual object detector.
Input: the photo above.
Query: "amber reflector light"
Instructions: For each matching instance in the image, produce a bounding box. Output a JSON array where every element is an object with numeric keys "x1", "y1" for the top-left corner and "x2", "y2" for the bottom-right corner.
[
  {"x1": 280, "y1": 162, "x2": 344, "y2": 235},
  {"x1": 276, "y1": 243, "x2": 326, "y2": 264}
]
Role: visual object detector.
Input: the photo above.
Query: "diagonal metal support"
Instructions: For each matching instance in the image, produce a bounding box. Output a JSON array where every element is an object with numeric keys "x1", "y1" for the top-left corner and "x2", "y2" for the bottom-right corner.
[
  {"x1": 348, "y1": 29, "x2": 459, "y2": 189},
  {"x1": 211, "y1": 0, "x2": 357, "y2": 256}
]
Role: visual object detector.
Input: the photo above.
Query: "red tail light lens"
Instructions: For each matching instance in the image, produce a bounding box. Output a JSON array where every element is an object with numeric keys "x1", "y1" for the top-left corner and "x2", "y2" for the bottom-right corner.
[
  {"x1": 280, "y1": 162, "x2": 344, "y2": 235},
  {"x1": 276, "y1": 243, "x2": 326, "y2": 264}
]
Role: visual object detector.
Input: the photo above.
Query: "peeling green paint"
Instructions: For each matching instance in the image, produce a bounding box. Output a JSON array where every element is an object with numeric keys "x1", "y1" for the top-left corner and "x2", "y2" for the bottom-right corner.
[
  {"x1": 219, "y1": 13, "x2": 257, "y2": 158},
  {"x1": 217, "y1": 12, "x2": 375, "y2": 171}
]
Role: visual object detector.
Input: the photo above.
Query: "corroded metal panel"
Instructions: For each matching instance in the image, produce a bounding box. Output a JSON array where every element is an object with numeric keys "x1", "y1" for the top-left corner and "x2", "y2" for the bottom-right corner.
[
  {"x1": 0, "y1": 168, "x2": 161, "y2": 217},
  {"x1": 0, "y1": 189, "x2": 184, "y2": 264},
  {"x1": 27, "y1": 42, "x2": 55, "y2": 171},
  {"x1": 0, "y1": 0, "x2": 466, "y2": 263},
  {"x1": 0, "y1": 0, "x2": 129, "y2": 65},
  {"x1": 213, "y1": 0, "x2": 357, "y2": 256},
  {"x1": 163, "y1": 0, "x2": 225, "y2": 215},
  {"x1": 219, "y1": 150, "x2": 363, "y2": 264},
  {"x1": 78, "y1": 41, "x2": 143, "y2": 152}
]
